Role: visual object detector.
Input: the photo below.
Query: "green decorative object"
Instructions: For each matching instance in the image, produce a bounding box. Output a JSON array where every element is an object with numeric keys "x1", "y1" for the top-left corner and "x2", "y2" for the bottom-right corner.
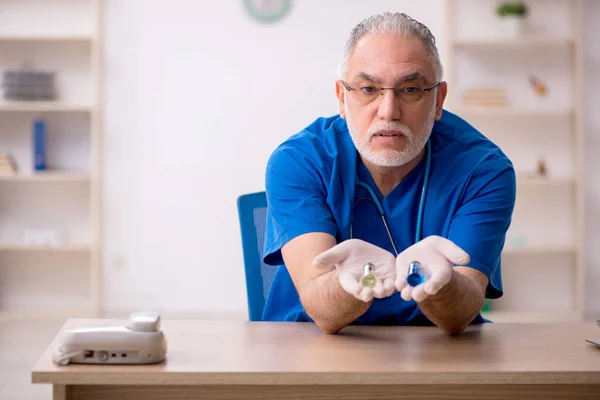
[
  {"x1": 244, "y1": 0, "x2": 292, "y2": 23},
  {"x1": 509, "y1": 236, "x2": 527, "y2": 248},
  {"x1": 496, "y1": 2, "x2": 528, "y2": 17},
  {"x1": 481, "y1": 299, "x2": 492, "y2": 313}
]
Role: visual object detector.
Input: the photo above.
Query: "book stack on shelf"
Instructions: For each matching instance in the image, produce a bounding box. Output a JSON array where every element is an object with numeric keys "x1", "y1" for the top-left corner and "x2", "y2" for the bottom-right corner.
[
  {"x1": 445, "y1": 0, "x2": 584, "y2": 323},
  {"x1": 0, "y1": 153, "x2": 16, "y2": 175},
  {"x1": 462, "y1": 87, "x2": 509, "y2": 108},
  {"x1": 0, "y1": 0, "x2": 102, "y2": 319},
  {"x1": 2, "y1": 65, "x2": 56, "y2": 101}
]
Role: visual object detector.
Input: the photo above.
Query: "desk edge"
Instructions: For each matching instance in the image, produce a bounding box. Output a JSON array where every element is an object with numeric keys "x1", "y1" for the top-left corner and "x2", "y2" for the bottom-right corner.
[{"x1": 31, "y1": 371, "x2": 600, "y2": 386}]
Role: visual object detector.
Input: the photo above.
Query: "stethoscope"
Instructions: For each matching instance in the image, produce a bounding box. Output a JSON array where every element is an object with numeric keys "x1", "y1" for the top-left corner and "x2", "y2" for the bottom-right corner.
[{"x1": 350, "y1": 139, "x2": 432, "y2": 257}]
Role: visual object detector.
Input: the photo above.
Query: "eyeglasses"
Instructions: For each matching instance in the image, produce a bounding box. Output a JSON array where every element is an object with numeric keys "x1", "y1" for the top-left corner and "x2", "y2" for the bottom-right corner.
[{"x1": 340, "y1": 80, "x2": 441, "y2": 105}]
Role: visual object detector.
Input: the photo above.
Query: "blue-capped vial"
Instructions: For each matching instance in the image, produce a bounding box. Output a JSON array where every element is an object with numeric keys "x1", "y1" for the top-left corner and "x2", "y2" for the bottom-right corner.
[{"x1": 407, "y1": 261, "x2": 425, "y2": 287}]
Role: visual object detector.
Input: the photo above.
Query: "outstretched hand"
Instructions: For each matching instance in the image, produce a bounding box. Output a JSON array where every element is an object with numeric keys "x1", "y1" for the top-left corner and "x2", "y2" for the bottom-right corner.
[
  {"x1": 395, "y1": 236, "x2": 470, "y2": 302},
  {"x1": 313, "y1": 239, "x2": 397, "y2": 302}
]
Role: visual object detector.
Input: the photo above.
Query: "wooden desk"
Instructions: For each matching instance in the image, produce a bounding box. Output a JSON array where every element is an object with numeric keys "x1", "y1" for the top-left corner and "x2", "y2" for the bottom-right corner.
[{"x1": 32, "y1": 319, "x2": 600, "y2": 399}]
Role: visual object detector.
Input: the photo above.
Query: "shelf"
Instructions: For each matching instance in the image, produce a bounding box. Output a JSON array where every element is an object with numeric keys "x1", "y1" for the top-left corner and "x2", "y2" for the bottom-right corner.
[
  {"x1": 0, "y1": 172, "x2": 91, "y2": 182},
  {"x1": 503, "y1": 244, "x2": 574, "y2": 255},
  {"x1": 482, "y1": 310, "x2": 581, "y2": 323},
  {"x1": 0, "y1": 35, "x2": 93, "y2": 43},
  {"x1": 447, "y1": 0, "x2": 586, "y2": 333},
  {"x1": 0, "y1": 0, "x2": 102, "y2": 322},
  {"x1": 0, "y1": 244, "x2": 92, "y2": 252},
  {"x1": 451, "y1": 106, "x2": 573, "y2": 118},
  {"x1": 0, "y1": 101, "x2": 92, "y2": 112},
  {"x1": 516, "y1": 177, "x2": 574, "y2": 186},
  {"x1": 453, "y1": 37, "x2": 574, "y2": 49}
]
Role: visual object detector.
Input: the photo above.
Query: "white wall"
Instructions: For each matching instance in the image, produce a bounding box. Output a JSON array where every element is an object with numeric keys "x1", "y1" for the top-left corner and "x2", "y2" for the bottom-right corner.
[
  {"x1": 101, "y1": 0, "x2": 444, "y2": 317},
  {"x1": 583, "y1": 0, "x2": 600, "y2": 313},
  {"x1": 101, "y1": 0, "x2": 599, "y2": 318}
]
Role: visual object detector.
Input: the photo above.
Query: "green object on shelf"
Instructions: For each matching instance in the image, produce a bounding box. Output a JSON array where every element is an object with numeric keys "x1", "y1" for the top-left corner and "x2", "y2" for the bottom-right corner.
[
  {"x1": 481, "y1": 299, "x2": 491, "y2": 312},
  {"x1": 496, "y1": 2, "x2": 528, "y2": 17},
  {"x1": 509, "y1": 236, "x2": 526, "y2": 248}
]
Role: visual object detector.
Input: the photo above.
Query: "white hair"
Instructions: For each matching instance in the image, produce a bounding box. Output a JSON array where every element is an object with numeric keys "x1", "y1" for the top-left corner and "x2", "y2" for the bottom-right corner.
[{"x1": 337, "y1": 12, "x2": 443, "y2": 81}]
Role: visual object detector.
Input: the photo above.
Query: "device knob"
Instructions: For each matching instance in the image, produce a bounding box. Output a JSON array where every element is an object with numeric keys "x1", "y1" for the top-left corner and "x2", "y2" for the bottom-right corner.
[{"x1": 97, "y1": 351, "x2": 109, "y2": 361}]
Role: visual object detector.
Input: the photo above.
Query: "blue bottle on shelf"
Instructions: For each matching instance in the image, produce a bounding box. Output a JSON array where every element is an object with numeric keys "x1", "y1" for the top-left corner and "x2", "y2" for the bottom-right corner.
[{"x1": 33, "y1": 119, "x2": 46, "y2": 171}]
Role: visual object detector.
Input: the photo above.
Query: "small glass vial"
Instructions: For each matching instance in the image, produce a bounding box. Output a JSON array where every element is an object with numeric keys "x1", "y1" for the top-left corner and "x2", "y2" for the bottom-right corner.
[
  {"x1": 407, "y1": 261, "x2": 425, "y2": 287},
  {"x1": 361, "y1": 263, "x2": 376, "y2": 288}
]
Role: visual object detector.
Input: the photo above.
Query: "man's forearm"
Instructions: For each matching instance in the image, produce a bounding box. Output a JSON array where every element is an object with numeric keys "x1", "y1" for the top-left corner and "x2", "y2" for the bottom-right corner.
[
  {"x1": 300, "y1": 270, "x2": 371, "y2": 334},
  {"x1": 417, "y1": 270, "x2": 485, "y2": 335}
]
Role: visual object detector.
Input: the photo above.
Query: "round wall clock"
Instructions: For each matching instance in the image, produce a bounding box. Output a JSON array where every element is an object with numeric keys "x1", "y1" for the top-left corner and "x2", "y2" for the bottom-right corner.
[{"x1": 244, "y1": 0, "x2": 292, "y2": 23}]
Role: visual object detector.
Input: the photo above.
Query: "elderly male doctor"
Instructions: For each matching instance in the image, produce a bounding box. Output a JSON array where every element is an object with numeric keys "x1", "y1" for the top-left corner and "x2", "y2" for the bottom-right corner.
[{"x1": 260, "y1": 12, "x2": 516, "y2": 335}]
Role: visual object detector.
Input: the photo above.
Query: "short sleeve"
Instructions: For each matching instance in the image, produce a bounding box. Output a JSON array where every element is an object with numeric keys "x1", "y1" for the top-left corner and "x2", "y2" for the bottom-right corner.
[
  {"x1": 263, "y1": 140, "x2": 338, "y2": 266},
  {"x1": 447, "y1": 156, "x2": 517, "y2": 298}
]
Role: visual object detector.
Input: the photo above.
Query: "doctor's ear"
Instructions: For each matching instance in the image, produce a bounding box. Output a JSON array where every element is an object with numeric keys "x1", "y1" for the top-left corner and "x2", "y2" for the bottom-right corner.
[
  {"x1": 435, "y1": 81, "x2": 448, "y2": 120},
  {"x1": 335, "y1": 80, "x2": 347, "y2": 119}
]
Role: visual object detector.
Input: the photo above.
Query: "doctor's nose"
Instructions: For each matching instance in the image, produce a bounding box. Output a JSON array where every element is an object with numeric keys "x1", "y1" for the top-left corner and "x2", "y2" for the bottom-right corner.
[{"x1": 376, "y1": 90, "x2": 402, "y2": 121}]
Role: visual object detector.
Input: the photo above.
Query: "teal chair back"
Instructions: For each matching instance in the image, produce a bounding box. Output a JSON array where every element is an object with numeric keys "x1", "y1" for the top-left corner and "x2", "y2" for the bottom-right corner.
[{"x1": 236, "y1": 191, "x2": 278, "y2": 321}]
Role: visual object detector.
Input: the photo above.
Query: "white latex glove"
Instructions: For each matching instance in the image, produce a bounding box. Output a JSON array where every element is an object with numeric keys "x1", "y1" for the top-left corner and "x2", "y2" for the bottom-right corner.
[
  {"x1": 313, "y1": 239, "x2": 396, "y2": 303},
  {"x1": 395, "y1": 236, "x2": 470, "y2": 303}
]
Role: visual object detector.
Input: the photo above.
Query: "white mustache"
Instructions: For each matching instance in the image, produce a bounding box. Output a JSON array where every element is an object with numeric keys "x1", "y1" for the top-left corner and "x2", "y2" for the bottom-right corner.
[{"x1": 367, "y1": 122, "x2": 412, "y2": 138}]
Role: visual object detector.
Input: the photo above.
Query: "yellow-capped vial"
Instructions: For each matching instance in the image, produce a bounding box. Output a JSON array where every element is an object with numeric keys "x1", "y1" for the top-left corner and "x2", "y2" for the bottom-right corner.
[{"x1": 361, "y1": 263, "x2": 376, "y2": 288}]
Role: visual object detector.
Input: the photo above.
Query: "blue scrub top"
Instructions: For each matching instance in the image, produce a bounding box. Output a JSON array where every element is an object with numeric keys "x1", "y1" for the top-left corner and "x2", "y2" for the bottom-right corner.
[{"x1": 261, "y1": 109, "x2": 516, "y2": 326}]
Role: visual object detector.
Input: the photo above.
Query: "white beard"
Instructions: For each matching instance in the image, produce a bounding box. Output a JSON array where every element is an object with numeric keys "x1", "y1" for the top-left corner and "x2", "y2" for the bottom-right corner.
[{"x1": 345, "y1": 100, "x2": 436, "y2": 167}]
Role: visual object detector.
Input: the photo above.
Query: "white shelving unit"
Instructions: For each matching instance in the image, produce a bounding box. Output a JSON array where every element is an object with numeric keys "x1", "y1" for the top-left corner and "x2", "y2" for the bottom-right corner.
[
  {"x1": 0, "y1": 171, "x2": 91, "y2": 182},
  {"x1": 0, "y1": 0, "x2": 102, "y2": 319},
  {"x1": 453, "y1": 106, "x2": 574, "y2": 118},
  {"x1": 444, "y1": 0, "x2": 584, "y2": 323},
  {"x1": 452, "y1": 37, "x2": 575, "y2": 48},
  {"x1": 0, "y1": 101, "x2": 92, "y2": 112}
]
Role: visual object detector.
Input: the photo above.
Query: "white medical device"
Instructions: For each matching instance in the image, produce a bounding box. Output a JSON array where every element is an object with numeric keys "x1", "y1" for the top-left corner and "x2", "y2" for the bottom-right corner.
[{"x1": 53, "y1": 311, "x2": 167, "y2": 366}]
